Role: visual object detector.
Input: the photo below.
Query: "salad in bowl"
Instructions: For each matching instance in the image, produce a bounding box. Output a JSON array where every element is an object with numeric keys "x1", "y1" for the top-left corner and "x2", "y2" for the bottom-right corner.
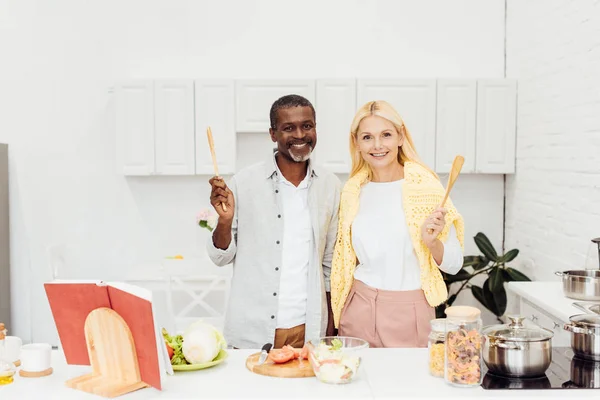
[{"x1": 306, "y1": 336, "x2": 369, "y2": 384}]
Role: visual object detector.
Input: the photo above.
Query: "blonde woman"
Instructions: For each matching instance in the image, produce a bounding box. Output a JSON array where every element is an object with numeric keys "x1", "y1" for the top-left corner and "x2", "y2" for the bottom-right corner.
[{"x1": 330, "y1": 100, "x2": 465, "y2": 348}]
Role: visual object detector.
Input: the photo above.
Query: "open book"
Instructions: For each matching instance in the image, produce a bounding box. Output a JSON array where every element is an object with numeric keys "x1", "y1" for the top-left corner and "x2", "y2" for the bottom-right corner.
[{"x1": 44, "y1": 280, "x2": 174, "y2": 391}]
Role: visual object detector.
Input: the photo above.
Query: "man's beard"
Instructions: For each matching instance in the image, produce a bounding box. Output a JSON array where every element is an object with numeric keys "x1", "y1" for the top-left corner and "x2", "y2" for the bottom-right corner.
[{"x1": 288, "y1": 145, "x2": 313, "y2": 162}]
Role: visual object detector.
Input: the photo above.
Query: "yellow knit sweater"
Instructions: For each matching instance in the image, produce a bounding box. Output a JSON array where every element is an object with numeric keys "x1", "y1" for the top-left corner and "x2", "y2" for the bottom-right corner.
[{"x1": 330, "y1": 161, "x2": 465, "y2": 328}]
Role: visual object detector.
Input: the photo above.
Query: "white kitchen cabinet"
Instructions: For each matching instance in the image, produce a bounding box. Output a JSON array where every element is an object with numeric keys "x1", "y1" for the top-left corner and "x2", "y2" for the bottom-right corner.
[
  {"x1": 195, "y1": 80, "x2": 236, "y2": 175},
  {"x1": 115, "y1": 80, "x2": 196, "y2": 176},
  {"x1": 476, "y1": 80, "x2": 517, "y2": 173},
  {"x1": 435, "y1": 80, "x2": 477, "y2": 174},
  {"x1": 235, "y1": 80, "x2": 316, "y2": 133},
  {"x1": 357, "y1": 79, "x2": 437, "y2": 169},
  {"x1": 519, "y1": 298, "x2": 571, "y2": 347},
  {"x1": 313, "y1": 79, "x2": 356, "y2": 173},
  {"x1": 506, "y1": 282, "x2": 583, "y2": 347},
  {"x1": 154, "y1": 81, "x2": 195, "y2": 175},
  {"x1": 115, "y1": 81, "x2": 155, "y2": 176}
]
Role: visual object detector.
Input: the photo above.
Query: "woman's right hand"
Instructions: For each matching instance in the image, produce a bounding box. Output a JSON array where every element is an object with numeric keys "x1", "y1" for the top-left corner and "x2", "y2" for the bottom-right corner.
[{"x1": 209, "y1": 177, "x2": 235, "y2": 221}]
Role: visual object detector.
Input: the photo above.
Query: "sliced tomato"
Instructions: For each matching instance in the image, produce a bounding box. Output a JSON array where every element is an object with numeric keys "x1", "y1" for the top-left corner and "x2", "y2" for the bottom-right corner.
[
  {"x1": 299, "y1": 344, "x2": 309, "y2": 360},
  {"x1": 283, "y1": 345, "x2": 301, "y2": 358},
  {"x1": 268, "y1": 348, "x2": 296, "y2": 364},
  {"x1": 165, "y1": 341, "x2": 174, "y2": 360}
]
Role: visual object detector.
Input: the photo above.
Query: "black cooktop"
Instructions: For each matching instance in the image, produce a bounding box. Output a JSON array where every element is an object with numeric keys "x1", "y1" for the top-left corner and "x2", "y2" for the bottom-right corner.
[{"x1": 481, "y1": 347, "x2": 600, "y2": 390}]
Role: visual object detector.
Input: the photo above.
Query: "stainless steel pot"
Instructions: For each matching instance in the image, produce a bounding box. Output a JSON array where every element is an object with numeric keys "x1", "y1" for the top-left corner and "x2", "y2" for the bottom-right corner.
[
  {"x1": 564, "y1": 314, "x2": 600, "y2": 361},
  {"x1": 571, "y1": 356, "x2": 600, "y2": 388},
  {"x1": 555, "y1": 270, "x2": 600, "y2": 301},
  {"x1": 482, "y1": 316, "x2": 554, "y2": 378}
]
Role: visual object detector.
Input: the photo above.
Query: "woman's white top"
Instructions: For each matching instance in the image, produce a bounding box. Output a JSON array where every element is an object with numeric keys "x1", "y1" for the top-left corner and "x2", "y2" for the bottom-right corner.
[{"x1": 352, "y1": 180, "x2": 463, "y2": 291}]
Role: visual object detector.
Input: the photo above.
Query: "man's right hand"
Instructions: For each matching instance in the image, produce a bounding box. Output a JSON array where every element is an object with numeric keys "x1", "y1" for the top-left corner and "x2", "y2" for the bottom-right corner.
[{"x1": 209, "y1": 176, "x2": 235, "y2": 221}]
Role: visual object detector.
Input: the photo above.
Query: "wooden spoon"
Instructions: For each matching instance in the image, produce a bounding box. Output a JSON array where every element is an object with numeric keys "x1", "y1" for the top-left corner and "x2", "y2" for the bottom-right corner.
[
  {"x1": 441, "y1": 155, "x2": 465, "y2": 208},
  {"x1": 206, "y1": 126, "x2": 227, "y2": 212},
  {"x1": 428, "y1": 155, "x2": 464, "y2": 234}
]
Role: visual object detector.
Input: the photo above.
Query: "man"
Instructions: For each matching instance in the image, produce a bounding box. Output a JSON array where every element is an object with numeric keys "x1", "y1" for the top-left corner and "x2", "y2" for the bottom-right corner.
[{"x1": 207, "y1": 94, "x2": 340, "y2": 349}]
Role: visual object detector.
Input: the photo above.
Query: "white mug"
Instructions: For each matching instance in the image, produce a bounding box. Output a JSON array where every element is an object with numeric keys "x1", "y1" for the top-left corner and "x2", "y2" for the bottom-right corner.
[
  {"x1": 4, "y1": 336, "x2": 22, "y2": 363},
  {"x1": 20, "y1": 343, "x2": 52, "y2": 372}
]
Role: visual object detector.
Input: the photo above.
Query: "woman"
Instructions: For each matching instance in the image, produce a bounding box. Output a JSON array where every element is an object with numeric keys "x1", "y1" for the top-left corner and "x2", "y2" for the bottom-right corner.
[{"x1": 330, "y1": 100, "x2": 464, "y2": 348}]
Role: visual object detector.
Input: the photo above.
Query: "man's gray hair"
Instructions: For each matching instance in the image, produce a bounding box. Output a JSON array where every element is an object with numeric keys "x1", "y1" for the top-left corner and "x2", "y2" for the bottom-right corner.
[{"x1": 269, "y1": 94, "x2": 316, "y2": 130}]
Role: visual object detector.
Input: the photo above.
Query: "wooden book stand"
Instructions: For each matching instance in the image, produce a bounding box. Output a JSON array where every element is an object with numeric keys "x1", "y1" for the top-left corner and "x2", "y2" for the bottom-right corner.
[{"x1": 65, "y1": 308, "x2": 149, "y2": 398}]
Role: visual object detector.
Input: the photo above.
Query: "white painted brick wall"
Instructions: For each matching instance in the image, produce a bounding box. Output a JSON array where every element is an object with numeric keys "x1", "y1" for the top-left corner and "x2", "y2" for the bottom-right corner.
[{"x1": 506, "y1": 0, "x2": 600, "y2": 280}]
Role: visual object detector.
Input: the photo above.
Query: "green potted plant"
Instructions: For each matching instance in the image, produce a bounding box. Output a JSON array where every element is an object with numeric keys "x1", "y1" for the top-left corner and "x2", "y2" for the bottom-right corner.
[{"x1": 435, "y1": 232, "x2": 531, "y2": 319}]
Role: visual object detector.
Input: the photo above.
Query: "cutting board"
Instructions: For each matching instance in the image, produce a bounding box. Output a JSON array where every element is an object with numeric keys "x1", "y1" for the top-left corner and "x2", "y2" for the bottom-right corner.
[{"x1": 245, "y1": 351, "x2": 315, "y2": 378}]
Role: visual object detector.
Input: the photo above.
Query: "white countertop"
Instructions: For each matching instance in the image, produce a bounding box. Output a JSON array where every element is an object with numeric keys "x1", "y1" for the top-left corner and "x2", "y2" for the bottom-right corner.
[
  {"x1": 1, "y1": 349, "x2": 599, "y2": 399},
  {"x1": 506, "y1": 281, "x2": 597, "y2": 322}
]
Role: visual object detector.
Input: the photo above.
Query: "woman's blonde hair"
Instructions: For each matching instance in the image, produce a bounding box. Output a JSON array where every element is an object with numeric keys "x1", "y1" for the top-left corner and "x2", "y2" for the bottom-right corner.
[{"x1": 349, "y1": 100, "x2": 435, "y2": 179}]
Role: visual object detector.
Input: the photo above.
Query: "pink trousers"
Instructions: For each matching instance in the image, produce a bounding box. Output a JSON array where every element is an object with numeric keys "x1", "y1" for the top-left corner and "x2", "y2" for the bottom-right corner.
[{"x1": 338, "y1": 279, "x2": 434, "y2": 348}]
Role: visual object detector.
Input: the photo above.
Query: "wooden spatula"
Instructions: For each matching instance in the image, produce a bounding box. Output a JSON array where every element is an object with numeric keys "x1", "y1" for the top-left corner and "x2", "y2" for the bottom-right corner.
[
  {"x1": 206, "y1": 126, "x2": 227, "y2": 212},
  {"x1": 428, "y1": 155, "x2": 464, "y2": 234},
  {"x1": 441, "y1": 155, "x2": 465, "y2": 208}
]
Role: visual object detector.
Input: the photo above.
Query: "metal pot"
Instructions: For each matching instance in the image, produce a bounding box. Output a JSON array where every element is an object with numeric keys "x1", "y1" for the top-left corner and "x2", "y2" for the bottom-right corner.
[
  {"x1": 555, "y1": 270, "x2": 600, "y2": 301},
  {"x1": 556, "y1": 238, "x2": 600, "y2": 301},
  {"x1": 482, "y1": 372, "x2": 552, "y2": 389},
  {"x1": 482, "y1": 315, "x2": 554, "y2": 378},
  {"x1": 564, "y1": 314, "x2": 600, "y2": 361},
  {"x1": 570, "y1": 356, "x2": 600, "y2": 388}
]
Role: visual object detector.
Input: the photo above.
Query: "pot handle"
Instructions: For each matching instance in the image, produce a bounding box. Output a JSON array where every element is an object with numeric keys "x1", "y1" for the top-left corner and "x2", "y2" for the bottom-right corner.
[
  {"x1": 554, "y1": 271, "x2": 564, "y2": 277},
  {"x1": 564, "y1": 323, "x2": 590, "y2": 334}
]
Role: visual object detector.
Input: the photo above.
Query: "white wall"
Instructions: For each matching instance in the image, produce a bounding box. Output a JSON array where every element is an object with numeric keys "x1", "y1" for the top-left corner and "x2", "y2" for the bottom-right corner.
[
  {"x1": 505, "y1": 0, "x2": 600, "y2": 281},
  {"x1": 0, "y1": 0, "x2": 507, "y2": 342}
]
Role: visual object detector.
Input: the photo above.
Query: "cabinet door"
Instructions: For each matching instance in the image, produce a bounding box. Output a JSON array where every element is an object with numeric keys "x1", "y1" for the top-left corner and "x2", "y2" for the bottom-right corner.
[
  {"x1": 435, "y1": 80, "x2": 476, "y2": 173},
  {"x1": 115, "y1": 81, "x2": 155, "y2": 175},
  {"x1": 235, "y1": 80, "x2": 316, "y2": 132},
  {"x1": 357, "y1": 80, "x2": 437, "y2": 169},
  {"x1": 154, "y1": 80, "x2": 195, "y2": 175},
  {"x1": 313, "y1": 79, "x2": 356, "y2": 173},
  {"x1": 195, "y1": 80, "x2": 236, "y2": 175},
  {"x1": 476, "y1": 80, "x2": 517, "y2": 174}
]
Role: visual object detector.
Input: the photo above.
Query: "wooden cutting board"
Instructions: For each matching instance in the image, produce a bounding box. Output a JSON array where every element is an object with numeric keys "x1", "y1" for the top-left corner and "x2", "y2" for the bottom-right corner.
[{"x1": 245, "y1": 351, "x2": 315, "y2": 378}]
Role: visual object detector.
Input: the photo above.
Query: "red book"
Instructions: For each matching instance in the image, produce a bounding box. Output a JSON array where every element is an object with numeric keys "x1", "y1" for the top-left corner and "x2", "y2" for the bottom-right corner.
[{"x1": 44, "y1": 280, "x2": 172, "y2": 390}]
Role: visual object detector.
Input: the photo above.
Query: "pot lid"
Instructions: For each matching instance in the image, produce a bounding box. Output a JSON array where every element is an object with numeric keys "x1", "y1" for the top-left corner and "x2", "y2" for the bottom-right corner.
[
  {"x1": 569, "y1": 314, "x2": 600, "y2": 328},
  {"x1": 482, "y1": 315, "x2": 554, "y2": 341}
]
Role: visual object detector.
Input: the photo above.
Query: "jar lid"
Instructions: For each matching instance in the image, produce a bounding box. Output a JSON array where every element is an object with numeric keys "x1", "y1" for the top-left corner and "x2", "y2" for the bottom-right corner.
[
  {"x1": 444, "y1": 306, "x2": 481, "y2": 322},
  {"x1": 430, "y1": 318, "x2": 446, "y2": 332},
  {"x1": 569, "y1": 314, "x2": 600, "y2": 328},
  {"x1": 482, "y1": 315, "x2": 553, "y2": 341}
]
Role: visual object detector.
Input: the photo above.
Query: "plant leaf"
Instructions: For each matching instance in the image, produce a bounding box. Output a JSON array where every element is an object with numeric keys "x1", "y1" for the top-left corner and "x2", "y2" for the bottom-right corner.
[
  {"x1": 505, "y1": 267, "x2": 531, "y2": 281},
  {"x1": 474, "y1": 232, "x2": 498, "y2": 262},
  {"x1": 488, "y1": 268, "x2": 505, "y2": 293},
  {"x1": 463, "y1": 256, "x2": 482, "y2": 268},
  {"x1": 473, "y1": 257, "x2": 490, "y2": 271},
  {"x1": 445, "y1": 269, "x2": 472, "y2": 283},
  {"x1": 485, "y1": 279, "x2": 507, "y2": 316},
  {"x1": 483, "y1": 279, "x2": 500, "y2": 316},
  {"x1": 471, "y1": 286, "x2": 488, "y2": 311},
  {"x1": 499, "y1": 249, "x2": 519, "y2": 263},
  {"x1": 447, "y1": 294, "x2": 457, "y2": 306}
]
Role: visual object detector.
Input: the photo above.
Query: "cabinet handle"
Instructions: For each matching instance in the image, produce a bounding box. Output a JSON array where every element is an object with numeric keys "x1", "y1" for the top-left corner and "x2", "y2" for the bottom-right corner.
[{"x1": 553, "y1": 322, "x2": 560, "y2": 329}]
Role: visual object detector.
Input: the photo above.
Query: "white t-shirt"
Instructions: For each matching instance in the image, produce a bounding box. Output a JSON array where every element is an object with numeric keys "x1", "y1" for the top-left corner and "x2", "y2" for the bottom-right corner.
[{"x1": 352, "y1": 180, "x2": 463, "y2": 291}]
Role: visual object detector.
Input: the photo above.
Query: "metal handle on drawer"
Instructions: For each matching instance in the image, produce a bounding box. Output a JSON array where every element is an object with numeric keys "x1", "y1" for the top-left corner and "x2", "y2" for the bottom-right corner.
[
  {"x1": 530, "y1": 314, "x2": 538, "y2": 322},
  {"x1": 553, "y1": 322, "x2": 561, "y2": 329}
]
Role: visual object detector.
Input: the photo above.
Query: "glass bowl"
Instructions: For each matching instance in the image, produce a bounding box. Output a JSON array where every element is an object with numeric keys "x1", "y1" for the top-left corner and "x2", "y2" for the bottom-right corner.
[{"x1": 306, "y1": 336, "x2": 369, "y2": 384}]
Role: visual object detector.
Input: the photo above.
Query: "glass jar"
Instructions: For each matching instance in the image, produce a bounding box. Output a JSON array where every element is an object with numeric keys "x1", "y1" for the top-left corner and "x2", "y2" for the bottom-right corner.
[
  {"x1": 428, "y1": 318, "x2": 446, "y2": 377},
  {"x1": 0, "y1": 331, "x2": 16, "y2": 385},
  {"x1": 444, "y1": 306, "x2": 483, "y2": 387}
]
